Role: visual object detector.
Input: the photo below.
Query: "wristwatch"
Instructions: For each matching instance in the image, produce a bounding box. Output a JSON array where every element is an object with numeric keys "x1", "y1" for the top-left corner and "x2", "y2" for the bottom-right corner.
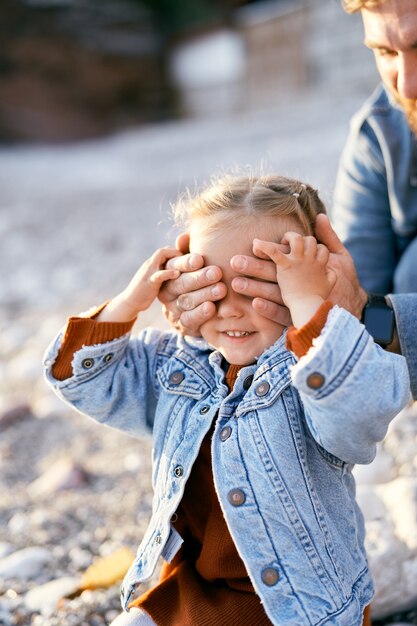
[{"x1": 361, "y1": 294, "x2": 395, "y2": 347}]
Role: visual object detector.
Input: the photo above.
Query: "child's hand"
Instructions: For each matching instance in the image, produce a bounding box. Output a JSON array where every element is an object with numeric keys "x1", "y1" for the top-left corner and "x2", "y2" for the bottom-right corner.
[
  {"x1": 97, "y1": 247, "x2": 181, "y2": 323},
  {"x1": 253, "y1": 233, "x2": 336, "y2": 328}
]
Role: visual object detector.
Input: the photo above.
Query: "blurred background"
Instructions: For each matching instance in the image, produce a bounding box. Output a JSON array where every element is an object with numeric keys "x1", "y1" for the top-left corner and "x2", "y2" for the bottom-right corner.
[
  {"x1": 4, "y1": 1, "x2": 417, "y2": 625},
  {"x1": 0, "y1": 0, "x2": 378, "y2": 338}
]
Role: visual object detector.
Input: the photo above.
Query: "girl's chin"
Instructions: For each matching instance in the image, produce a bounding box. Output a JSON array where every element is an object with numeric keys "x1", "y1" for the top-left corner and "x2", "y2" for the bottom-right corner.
[{"x1": 220, "y1": 351, "x2": 257, "y2": 366}]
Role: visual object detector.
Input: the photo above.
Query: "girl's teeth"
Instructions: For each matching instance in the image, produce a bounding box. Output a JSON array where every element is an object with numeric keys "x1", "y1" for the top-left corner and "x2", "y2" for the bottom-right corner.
[{"x1": 226, "y1": 331, "x2": 249, "y2": 337}]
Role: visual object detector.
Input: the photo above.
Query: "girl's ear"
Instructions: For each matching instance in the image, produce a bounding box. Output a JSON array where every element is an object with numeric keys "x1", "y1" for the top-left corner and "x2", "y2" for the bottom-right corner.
[{"x1": 175, "y1": 232, "x2": 190, "y2": 254}]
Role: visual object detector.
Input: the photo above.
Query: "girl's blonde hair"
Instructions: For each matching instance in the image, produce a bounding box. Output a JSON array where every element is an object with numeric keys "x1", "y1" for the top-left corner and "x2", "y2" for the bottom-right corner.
[
  {"x1": 342, "y1": 0, "x2": 384, "y2": 13},
  {"x1": 173, "y1": 173, "x2": 326, "y2": 236}
]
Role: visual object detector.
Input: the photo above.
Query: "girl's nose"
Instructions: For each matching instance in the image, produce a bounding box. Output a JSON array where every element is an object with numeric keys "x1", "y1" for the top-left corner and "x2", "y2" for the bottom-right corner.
[{"x1": 216, "y1": 291, "x2": 244, "y2": 319}]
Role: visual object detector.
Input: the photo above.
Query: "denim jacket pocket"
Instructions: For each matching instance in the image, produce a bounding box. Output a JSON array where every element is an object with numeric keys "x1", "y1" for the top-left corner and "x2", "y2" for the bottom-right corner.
[{"x1": 158, "y1": 356, "x2": 209, "y2": 399}]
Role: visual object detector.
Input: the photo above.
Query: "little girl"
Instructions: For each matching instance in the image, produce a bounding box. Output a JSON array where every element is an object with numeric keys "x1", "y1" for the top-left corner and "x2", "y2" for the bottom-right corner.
[{"x1": 44, "y1": 174, "x2": 410, "y2": 626}]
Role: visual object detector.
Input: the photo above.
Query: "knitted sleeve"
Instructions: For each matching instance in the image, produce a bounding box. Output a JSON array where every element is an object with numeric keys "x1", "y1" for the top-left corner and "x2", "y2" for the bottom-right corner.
[
  {"x1": 52, "y1": 302, "x2": 136, "y2": 380},
  {"x1": 286, "y1": 301, "x2": 333, "y2": 358}
]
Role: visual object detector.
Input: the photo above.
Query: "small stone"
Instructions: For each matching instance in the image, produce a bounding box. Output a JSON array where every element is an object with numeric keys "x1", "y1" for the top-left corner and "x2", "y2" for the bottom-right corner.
[
  {"x1": 31, "y1": 390, "x2": 70, "y2": 420},
  {"x1": 0, "y1": 404, "x2": 33, "y2": 431},
  {"x1": 25, "y1": 577, "x2": 80, "y2": 615},
  {"x1": 353, "y1": 444, "x2": 397, "y2": 485},
  {"x1": 377, "y1": 477, "x2": 417, "y2": 551},
  {"x1": 403, "y1": 556, "x2": 417, "y2": 601},
  {"x1": 106, "y1": 609, "x2": 120, "y2": 623},
  {"x1": 0, "y1": 547, "x2": 52, "y2": 581},
  {"x1": 123, "y1": 452, "x2": 143, "y2": 472},
  {"x1": 0, "y1": 607, "x2": 12, "y2": 626},
  {"x1": 69, "y1": 547, "x2": 92, "y2": 570},
  {"x1": 6, "y1": 348, "x2": 43, "y2": 386},
  {"x1": 356, "y1": 485, "x2": 387, "y2": 522},
  {"x1": 8, "y1": 513, "x2": 28, "y2": 535},
  {"x1": 28, "y1": 458, "x2": 91, "y2": 498},
  {"x1": 0, "y1": 543, "x2": 14, "y2": 559},
  {"x1": 365, "y1": 520, "x2": 409, "y2": 619}
]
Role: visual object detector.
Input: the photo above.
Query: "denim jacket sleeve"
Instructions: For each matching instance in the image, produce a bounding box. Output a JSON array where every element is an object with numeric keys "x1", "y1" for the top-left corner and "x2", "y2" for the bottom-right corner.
[
  {"x1": 290, "y1": 306, "x2": 411, "y2": 465},
  {"x1": 43, "y1": 326, "x2": 174, "y2": 437},
  {"x1": 388, "y1": 293, "x2": 417, "y2": 399},
  {"x1": 331, "y1": 84, "x2": 417, "y2": 294},
  {"x1": 331, "y1": 90, "x2": 396, "y2": 293}
]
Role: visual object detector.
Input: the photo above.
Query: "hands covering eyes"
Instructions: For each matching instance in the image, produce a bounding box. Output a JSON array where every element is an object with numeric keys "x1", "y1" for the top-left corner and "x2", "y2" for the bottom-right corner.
[{"x1": 158, "y1": 216, "x2": 367, "y2": 336}]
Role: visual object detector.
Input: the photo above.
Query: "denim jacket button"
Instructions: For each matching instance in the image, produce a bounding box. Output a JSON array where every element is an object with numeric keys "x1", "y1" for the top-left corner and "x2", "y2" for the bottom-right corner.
[
  {"x1": 81, "y1": 358, "x2": 95, "y2": 369},
  {"x1": 306, "y1": 372, "x2": 325, "y2": 389},
  {"x1": 228, "y1": 488, "x2": 246, "y2": 506},
  {"x1": 155, "y1": 534, "x2": 162, "y2": 544},
  {"x1": 243, "y1": 375, "x2": 254, "y2": 390},
  {"x1": 255, "y1": 382, "x2": 270, "y2": 397},
  {"x1": 261, "y1": 567, "x2": 279, "y2": 586},
  {"x1": 200, "y1": 405, "x2": 210, "y2": 414},
  {"x1": 169, "y1": 371, "x2": 184, "y2": 385},
  {"x1": 104, "y1": 353, "x2": 114, "y2": 363},
  {"x1": 174, "y1": 465, "x2": 184, "y2": 477},
  {"x1": 220, "y1": 426, "x2": 232, "y2": 441}
]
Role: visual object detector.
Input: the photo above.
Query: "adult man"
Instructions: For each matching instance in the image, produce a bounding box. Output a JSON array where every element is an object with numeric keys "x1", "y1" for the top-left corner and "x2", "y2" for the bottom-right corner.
[
  {"x1": 333, "y1": 0, "x2": 417, "y2": 294},
  {"x1": 159, "y1": 0, "x2": 417, "y2": 398}
]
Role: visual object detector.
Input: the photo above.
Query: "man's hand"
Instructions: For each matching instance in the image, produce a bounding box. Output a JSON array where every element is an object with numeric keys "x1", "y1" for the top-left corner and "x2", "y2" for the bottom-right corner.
[
  {"x1": 229, "y1": 251, "x2": 291, "y2": 326},
  {"x1": 314, "y1": 214, "x2": 368, "y2": 318},
  {"x1": 160, "y1": 217, "x2": 369, "y2": 337},
  {"x1": 160, "y1": 233, "x2": 292, "y2": 334},
  {"x1": 158, "y1": 233, "x2": 226, "y2": 336}
]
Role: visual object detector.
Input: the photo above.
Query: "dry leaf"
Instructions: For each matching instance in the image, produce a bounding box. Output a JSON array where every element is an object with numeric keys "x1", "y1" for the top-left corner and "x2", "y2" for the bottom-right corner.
[{"x1": 79, "y1": 547, "x2": 135, "y2": 591}]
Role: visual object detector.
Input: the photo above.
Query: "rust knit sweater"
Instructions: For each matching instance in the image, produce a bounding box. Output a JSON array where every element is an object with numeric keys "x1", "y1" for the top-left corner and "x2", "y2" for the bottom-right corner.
[{"x1": 51, "y1": 301, "x2": 371, "y2": 626}]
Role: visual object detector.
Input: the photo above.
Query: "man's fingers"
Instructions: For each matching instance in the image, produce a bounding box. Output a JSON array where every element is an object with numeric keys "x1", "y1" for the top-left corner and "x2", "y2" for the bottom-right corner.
[
  {"x1": 231, "y1": 276, "x2": 284, "y2": 304},
  {"x1": 314, "y1": 214, "x2": 347, "y2": 255},
  {"x1": 316, "y1": 243, "x2": 330, "y2": 264},
  {"x1": 180, "y1": 301, "x2": 217, "y2": 334},
  {"x1": 252, "y1": 298, "x2": 292, "y2": 326},
  {"x1": 326, "y1": 267, "x2": 338, "y2": 292},
  {"x1": 177, "y1": 282, "x2": 227, "y2": 311},
  {"x1": 230, "y1": 254, "x2": 277, "y2": 282},
  {"x1": 176, "y1": 265, "x2": 222, "y2": 294},
  {"x1": 160, "y1": 265, "x2": 223, "y2": 301}
]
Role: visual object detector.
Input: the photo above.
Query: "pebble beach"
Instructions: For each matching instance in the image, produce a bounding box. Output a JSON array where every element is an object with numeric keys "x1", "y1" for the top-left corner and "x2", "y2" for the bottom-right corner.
[{"x1": 1, "y1": 92, "x2": 417, "y2": 625}]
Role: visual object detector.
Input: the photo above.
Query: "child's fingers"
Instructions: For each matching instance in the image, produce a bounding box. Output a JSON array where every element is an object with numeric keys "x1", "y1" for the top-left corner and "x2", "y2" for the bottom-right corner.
[
  {"x1": 153, "y1": 247, "x2": 183, "y2": 267},
  {"x1": 252, "y1": 239, "x2": 288, "y2": 265},
  {"x1": 150, "y1": 268, "x2": 180, "y2": 285},
  {"x1": 251, "y1": 247, "x2": 272, "y2": 261},
  {"x1": 303, "y1": 235, "x2": 318, "y2": 256},
  {"x1": 165, "y1": 252, "x2": 204, "y2": 272},
  {"x1": 280, "y1": 232, "x2": 304, "y2": 256}
]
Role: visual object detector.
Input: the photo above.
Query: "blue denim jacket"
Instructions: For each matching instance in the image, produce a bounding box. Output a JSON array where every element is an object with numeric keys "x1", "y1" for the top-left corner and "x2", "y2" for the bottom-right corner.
[
  {"x1": 44, "y1": 306, "x2": 410, "y2": 625},
  {"x1": 332, "y1": 83, "x2": 417, "y2": 294},
  {"x1": 389, "y1": 293, "x2": 417, "y2": 398}
]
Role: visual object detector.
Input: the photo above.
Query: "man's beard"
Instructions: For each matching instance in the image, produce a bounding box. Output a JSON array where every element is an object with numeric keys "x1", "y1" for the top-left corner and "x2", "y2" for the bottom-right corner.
[{"x1": 393, "y1": 90, "x2": 417, "y2": 136}]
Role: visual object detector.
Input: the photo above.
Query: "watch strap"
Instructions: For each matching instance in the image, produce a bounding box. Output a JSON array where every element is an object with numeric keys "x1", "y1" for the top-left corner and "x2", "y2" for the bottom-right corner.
[{"x1": 361, "y1": 293, "x2": 394, "y2": 347}]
